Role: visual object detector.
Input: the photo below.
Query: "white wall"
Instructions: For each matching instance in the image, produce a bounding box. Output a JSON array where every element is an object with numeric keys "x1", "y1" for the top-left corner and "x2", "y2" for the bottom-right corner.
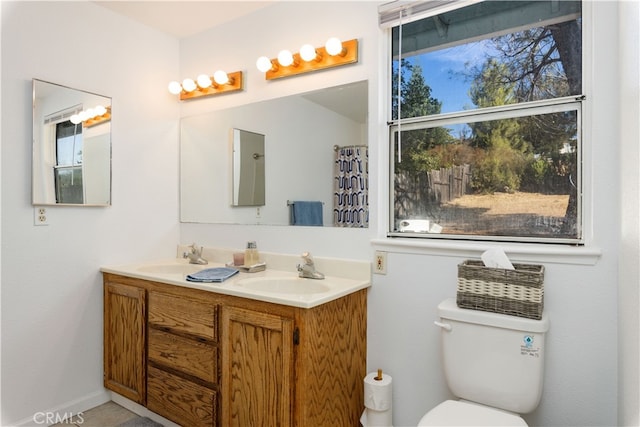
[
  {"x1": 179, "y1": 2, "x2": 627, "y2": 426},
  {"x1": 1, "y1": 2, "x2": 180, "y2": 425},
  {"x1": 617, "y1": 1, "x2": 640, "y2": 425}
]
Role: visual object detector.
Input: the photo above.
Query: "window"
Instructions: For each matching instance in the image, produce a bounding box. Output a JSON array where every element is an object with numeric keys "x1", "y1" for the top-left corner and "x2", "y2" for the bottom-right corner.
[
  {"x1": 386, "y1": 0, "x2": 583, "y2": 244},
  {"x1": 54, "y1": 120, "x2": 84, "y2": 203}
]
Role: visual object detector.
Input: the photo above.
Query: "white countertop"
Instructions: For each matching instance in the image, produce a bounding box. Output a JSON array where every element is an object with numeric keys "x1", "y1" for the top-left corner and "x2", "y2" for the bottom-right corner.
[{"x1": 101, "y1": 257, "x2": 371, "y2": 309}]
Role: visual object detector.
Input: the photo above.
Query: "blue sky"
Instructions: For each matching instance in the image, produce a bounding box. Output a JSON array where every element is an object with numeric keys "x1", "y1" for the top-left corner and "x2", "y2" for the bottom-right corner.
[{"x1": 413, "y1": 40, "x2": 494, "y2": 114}]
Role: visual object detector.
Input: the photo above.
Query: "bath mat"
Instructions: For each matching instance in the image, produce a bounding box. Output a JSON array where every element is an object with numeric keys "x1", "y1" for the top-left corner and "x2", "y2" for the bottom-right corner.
[{"x1": 117, "y1": 416, "x2": 163, "y2": 427}]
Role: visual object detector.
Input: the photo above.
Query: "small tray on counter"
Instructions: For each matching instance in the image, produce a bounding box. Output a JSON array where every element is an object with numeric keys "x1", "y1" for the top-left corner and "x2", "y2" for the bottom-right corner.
[{"x1": 225, "y1": 261, "x2": 267, "y2": 273}]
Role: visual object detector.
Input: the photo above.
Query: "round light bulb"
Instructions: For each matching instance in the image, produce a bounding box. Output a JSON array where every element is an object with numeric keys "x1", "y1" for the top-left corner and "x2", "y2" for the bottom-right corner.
[
  {"x1": 85, "y1": 108, "x2": 96, "y2": 119},
  {"x1": 300, "y1": 44, "x2": 317, "y2": 62},
  {"x1": 78, "y1": 111, "x2": 90, "y2": 122},
  {"x1": 168, "y1": 81, "x2": 182, "y2": 95},
  {"x1": 70, "y1": 114, "x2": 81, "y2": 125},
  {"x1": 213, "y1": 70, "x2": 229, "y2": 85},
  {"x1": 256, "y1": 56, "x2": 273, "y2": 72},
  {"x1": 94, "y1": 105, "x2": 107, "y2": 116},
  {"x1": 182, "y1": 78, "x2": 197, "y2": 93},
  {"x1": 325, "y1": 37, "x2": 343, "y2": 56},
  {"x1": 196, "y1": 74, "x2": 212, "y2": 88},
  {"x1": 277, "y1": 49, "x2": 294, "y2": 67}
]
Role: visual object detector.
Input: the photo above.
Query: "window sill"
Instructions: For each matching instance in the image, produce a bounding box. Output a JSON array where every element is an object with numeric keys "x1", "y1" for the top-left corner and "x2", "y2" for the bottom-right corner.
[{"x1": 371, "y1": 237, "x2": 601, "y2": 266}]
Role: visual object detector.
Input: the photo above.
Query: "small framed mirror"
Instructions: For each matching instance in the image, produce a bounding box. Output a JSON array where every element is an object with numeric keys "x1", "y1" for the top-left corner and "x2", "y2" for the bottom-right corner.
[
  {"x1": 32, "y1": 79, "x2": 112, "y2": 206},
  {"x1": 232, "y1": 128, "x2": 265, "y2": 206}
]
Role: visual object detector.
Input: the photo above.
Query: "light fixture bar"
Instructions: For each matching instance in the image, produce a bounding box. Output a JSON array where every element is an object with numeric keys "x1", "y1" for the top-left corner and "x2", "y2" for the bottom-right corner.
[
  {"x1": 264, "y1": 39, "x2": 358, "y2": 80},
  {"x1": 83, "y1": 106, "x2": 111, "y2": 128},
  {"x1": 177, "y1": 71, "x2": 244, "y2": 101}
]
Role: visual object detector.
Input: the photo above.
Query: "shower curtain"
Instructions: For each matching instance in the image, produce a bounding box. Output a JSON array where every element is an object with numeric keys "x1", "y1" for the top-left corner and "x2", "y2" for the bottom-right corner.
[{"x1": 333, "y1": 146, "x2": 369, "y2": 227}]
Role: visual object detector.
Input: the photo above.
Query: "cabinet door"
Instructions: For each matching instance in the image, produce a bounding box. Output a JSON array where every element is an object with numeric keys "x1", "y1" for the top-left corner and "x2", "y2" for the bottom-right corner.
[
  {"x1": 103, "y1": 281, "x2": 146, "y2": 404},
  {"x1": 221, "y1": 306, "x2": 294, "y2": 427}
]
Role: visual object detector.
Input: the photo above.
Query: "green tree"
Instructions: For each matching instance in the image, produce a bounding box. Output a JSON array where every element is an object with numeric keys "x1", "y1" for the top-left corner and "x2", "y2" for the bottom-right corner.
[
  {"x1": 468, "y1": 59, "x2": 529, "y2": 193},
  {"x1": 392, "y1": 62, "x2": 455, "y2": 174}
]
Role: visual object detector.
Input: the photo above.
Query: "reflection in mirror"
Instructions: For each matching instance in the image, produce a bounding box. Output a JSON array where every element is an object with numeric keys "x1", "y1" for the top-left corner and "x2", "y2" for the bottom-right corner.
[
  {"x1": 232, "y1": 129, "x2": 265, "y2": 206},
  {"x1": 32, "y1": 79, "x2": 111, "y2": 206},
  {"x1": 180, "y1": 80, "x2": 368, "y2": 227}
]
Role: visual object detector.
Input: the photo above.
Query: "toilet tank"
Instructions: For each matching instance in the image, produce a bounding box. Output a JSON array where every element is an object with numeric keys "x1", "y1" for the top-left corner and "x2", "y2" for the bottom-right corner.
[{"x1": 437, "y1": 298, "x2": 550, "y2": 414}]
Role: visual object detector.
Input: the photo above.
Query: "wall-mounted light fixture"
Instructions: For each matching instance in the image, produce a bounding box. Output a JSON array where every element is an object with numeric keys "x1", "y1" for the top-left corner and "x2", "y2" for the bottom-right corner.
[
  {"x1": 168, "y1": 70, "x2": 243, "y2": 100},
  {"x1": 256, "y1": 38, "x2": 358, "y2": 80},
  {"x1": 70, "y1": 106, "x2": 111, "y2": 128}
]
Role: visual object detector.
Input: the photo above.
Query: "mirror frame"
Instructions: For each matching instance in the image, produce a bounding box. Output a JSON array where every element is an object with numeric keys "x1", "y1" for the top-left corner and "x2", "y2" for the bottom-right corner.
[{"x1": 32, "y1": 79, "x2": 112, "y2": 206}]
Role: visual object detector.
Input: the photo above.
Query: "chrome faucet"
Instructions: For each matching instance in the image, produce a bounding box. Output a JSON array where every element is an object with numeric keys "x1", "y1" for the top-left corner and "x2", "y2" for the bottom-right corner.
[
  {"x1": 297, "y1": 252, "x2": 325, "y2": 279},
  {"x1": 183, "y1": 243, "x2": 208, "y2": 265}
]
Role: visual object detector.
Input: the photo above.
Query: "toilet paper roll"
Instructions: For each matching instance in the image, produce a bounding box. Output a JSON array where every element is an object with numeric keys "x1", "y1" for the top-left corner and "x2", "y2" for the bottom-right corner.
[
  {"x1": 361, "y1": 408, "x2": 393, "y2": 427},
  {"x1": 364, "y1": 371, "x2": 393, "y2": 411}
]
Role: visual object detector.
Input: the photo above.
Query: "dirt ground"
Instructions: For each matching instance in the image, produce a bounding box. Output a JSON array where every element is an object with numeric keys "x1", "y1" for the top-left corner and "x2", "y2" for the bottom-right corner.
[
  {"x1": 446, "y1": 192, "x2": 569, "y2": 216},
  {"x1": 435, "y1": 191, "x2": 571, "y2": 236}
]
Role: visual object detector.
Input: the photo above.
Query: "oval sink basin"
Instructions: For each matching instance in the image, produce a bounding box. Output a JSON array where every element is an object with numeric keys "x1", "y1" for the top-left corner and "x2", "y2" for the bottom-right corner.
[
  {"x1": 137, "y1": 264, "x2": 205, "y2": 274},
  {"x1": 234, "y1": 277, "x2": 330, "y2": 295}
]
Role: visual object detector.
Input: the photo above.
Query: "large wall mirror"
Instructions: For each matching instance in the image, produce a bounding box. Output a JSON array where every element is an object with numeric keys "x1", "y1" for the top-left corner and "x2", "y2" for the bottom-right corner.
[
  {"x1": 181, "y1": 80, "x2": 368, "y2": 227},
  {"x1": 32, "y1": 79, "x2": 112, "y2": 206}
]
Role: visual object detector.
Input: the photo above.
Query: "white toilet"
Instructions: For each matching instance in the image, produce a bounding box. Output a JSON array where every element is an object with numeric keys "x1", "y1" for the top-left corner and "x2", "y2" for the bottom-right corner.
[{"x1": 419, "y1": 298, "x2": 550, "y2": 426}]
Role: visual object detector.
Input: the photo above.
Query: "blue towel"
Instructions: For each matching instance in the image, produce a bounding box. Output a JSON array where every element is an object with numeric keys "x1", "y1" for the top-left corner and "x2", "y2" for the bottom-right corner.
[
  {"x1": 291, "y1": 201, "x2": 323, "y2": 226},
  {"x1": 186, "y1": 267, "x2": 239, "y2": 283}
]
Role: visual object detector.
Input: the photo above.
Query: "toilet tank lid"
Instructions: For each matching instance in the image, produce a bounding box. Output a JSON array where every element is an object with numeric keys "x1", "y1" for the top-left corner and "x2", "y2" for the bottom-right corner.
[{"x1": 438, "y1": 298, "x2": 549, "y2": 333}]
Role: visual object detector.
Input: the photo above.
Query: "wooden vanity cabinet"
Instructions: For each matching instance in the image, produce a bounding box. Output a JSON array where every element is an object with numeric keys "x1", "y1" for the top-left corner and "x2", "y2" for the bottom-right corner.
[
  {"x1": 103, "y1": 273, "x2": 367, "y2": 427},
  {"x1": 103, "y1": 280, "x2": 146, "y2": 404},
  {"x1": 220, "y1": 306, "x2": 294, "y2": 426},
  {"x1": 146, "y1": 291, "x2": 218, "y2": 427}
]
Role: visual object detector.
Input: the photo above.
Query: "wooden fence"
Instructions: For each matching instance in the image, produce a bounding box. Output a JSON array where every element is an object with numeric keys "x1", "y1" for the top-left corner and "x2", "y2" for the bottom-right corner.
[{"x1": 395, "y1": 164, "x2": 471, "y2": 217}]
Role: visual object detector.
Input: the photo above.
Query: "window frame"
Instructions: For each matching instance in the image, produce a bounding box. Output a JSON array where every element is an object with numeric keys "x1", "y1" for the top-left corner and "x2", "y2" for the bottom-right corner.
[{"x1": 384, "y1": 0, "x2": 587, "y2": 245}]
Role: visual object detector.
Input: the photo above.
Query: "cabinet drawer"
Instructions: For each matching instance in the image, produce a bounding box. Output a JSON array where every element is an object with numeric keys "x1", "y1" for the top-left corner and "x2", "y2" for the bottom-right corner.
[
  {"x1": 148, "y1": 328, "x2": 217, "y2": 384},
  {"x1": 148, "y1": 291, "x2": 217, "y2": 341},
  {"x1": 148, "y1": 366, "x2": 216, "y2": 427}
]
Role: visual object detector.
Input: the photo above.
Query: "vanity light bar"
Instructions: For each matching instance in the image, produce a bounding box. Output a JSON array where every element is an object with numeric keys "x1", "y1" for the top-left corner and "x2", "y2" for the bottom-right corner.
[
  {"x1": 168, "y1": 70, "x2": 244, "y2": 101},
  {"x1": 70, "y1": 106, "x2": 111, "y2": 128},
  {"x1": 256, "y1": 38, "x2": 358, "y2": 80},
  {"x1": 83, "y1": 106, "x2": 111, "y2": 128}
]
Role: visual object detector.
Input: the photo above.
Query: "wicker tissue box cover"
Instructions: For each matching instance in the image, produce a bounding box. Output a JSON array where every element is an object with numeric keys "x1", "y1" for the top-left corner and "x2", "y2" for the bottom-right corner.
[{"x1": 457, "y1": 260, "x2": 544, "y2": 320}]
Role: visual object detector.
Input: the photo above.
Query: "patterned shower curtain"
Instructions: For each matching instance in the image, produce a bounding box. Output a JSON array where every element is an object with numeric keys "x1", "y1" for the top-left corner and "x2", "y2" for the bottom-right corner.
[{"x1": 333, "y1": 146, "x2": 369, "y2": 227}]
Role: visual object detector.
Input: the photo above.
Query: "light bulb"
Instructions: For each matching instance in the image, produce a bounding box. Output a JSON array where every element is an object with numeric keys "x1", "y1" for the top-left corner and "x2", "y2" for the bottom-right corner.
[
  {"x1": 300, "y1": 44, "x2": 318, "y2": 62},
  {"x1": 196, "y1": 74, "x2": 212, "y2": 89},
  {"x1": 213, "y1": 70, "x2": 229, "y2": 85},
  {"x1": 85, "y1": 108, "x2": 96, "y2": 119},
  {"x1": 78, "y1": 111, "x2": 90, "y2": 122},
  {"x1": 256, "y1": 56, "x2": 273, "y2": 72},
  {"x1": 168, "y1": 81, "x2": 182, "y2": 95},
  {"x1": 277, "y1": 49, "x2": 294, "y2": 67},
  {"x1": 325, "y1": 37, "x2": 344, "y2": 56},
  {"x1": 70, "y1": 115, "x2": 81, "y2": 125},
  {"x1": 94, "y1": 105, "x2": 107, "y2": 116},
  {"x1": 182, "y1": 78, "x2": 197, "y2": 93}
]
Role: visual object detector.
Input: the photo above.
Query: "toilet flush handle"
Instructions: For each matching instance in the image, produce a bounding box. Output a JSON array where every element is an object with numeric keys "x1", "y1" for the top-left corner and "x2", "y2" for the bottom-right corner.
[{"x1": 434, "y1": 321, "x2": 452, "y2": 331}]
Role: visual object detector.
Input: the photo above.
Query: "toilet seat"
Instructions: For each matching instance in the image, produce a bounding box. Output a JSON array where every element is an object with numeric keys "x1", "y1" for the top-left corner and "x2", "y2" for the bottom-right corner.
[{"x1": 418, "y1": 400, "x2": 527, "y2": 426}]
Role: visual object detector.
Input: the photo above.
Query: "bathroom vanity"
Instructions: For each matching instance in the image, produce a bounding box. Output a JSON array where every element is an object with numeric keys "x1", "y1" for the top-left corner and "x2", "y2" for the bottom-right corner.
[{"x1": 102, "y1": 250, "x2": 370, "y2": 426}]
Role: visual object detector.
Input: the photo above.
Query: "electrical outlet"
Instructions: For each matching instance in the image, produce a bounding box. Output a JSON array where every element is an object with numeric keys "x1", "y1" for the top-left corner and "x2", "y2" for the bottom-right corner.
[
  {"x1": 34, "y1": 207, "x2": 48, "y2": 226},
  {"x1": 374, "y1": 251, "x2": 387, "y2": 275}
]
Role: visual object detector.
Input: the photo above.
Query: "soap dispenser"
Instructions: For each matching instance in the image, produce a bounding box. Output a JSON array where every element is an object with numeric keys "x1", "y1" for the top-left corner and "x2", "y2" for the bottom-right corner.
[{"x1": 245, "y1": 241, "x2": 259, "y2": 266}]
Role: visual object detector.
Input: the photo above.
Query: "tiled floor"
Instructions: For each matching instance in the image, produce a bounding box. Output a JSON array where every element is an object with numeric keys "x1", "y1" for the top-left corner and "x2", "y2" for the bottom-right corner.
[{"x1": 52, "y1": 401, "x2": 139, "y2": 427}]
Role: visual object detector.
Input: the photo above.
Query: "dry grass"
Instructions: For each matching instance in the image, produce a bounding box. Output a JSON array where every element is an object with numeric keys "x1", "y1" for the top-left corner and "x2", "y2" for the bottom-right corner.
[{"x1": 446, "y1": 191, "x2": 569, "y2": 217}]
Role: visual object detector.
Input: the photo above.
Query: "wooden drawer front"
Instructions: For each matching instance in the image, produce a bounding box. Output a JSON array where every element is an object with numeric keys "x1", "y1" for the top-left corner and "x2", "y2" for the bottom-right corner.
[
  {"x1": 148, "y1": 328, "x2": 217, "y2": 384},
  {"x1": 148, "y1": 291, "x2": 217, "y2": 341},
  {"x1": 148, "y1": 366, "x2": 216, "y2": 427}
]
